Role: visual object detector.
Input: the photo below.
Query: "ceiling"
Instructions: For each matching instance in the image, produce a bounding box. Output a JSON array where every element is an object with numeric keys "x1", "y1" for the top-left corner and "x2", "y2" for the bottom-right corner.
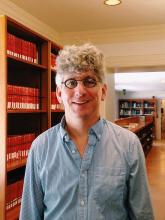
[
  {"x1": 8, "y1": 0, "x2": 165, "y2": 33},
  {"x1": 8, "y1": 0, "x2": 165, "y2": 93}
]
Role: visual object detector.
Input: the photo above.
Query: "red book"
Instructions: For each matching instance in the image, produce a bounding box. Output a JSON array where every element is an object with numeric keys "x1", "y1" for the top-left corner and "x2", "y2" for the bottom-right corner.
[
  {"x1": 33, "y1": 43, "x2": 38, "y2": 63},
  {"x1": 7, "y1": 33, "x2": 12, "y2": 55},
  {"x1": 7, "y1": 84, "x2": 13, "y2": 94},
  {"x1": 27, "y1": 41, "x2": 31, "y2": 62},
  {"x1": 15, "y1": 36, "x2": 19, "y2": 58},
  {"x1": 8, "y1": 34, "x2": 15, "y2": 56},
  {"x1": 51, "y1": 53, "x2": 56, "y2": 70},
  {"x1": 7, "y1": 95, "x2": 12, "y2": 109},
  {"x1": 6, "y1": 184, "x2": 11, "y2": 210},
  {"x1": 17, "y1": 37, "x2": 22, "y2": 59},
  {"x1": 6, "y1": 184, "x2": 10, "y2": 210},
  {"x1": 13, "y1": 35, "x2": 17, "y2": 57},
  {"x1": 29, "y1": 42, "x2": 33, "y2": 62},
  {"x1": 22, "y1": 39, "x2": 28, "y2": 61}
]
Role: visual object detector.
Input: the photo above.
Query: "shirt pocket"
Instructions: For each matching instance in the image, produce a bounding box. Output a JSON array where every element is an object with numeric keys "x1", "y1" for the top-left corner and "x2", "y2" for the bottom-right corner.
[{"x1": 93, "y1": 167, "x2": 126, "y2": 207}]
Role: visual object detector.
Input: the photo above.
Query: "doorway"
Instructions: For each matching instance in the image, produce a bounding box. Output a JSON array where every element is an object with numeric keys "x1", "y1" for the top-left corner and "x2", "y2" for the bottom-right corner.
[{"x1": 114, "y1": 71, "x2": 165, "y2": 140}]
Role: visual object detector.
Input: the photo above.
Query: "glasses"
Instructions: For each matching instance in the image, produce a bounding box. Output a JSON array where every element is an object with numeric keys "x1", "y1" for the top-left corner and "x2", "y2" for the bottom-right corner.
[{"x1": 61, "y1": 77, "x2": 100, "y2": 89}]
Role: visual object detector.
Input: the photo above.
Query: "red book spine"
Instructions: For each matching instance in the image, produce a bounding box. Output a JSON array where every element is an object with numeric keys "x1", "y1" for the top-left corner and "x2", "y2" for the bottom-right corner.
[
  {"x1": 27, "y1": 41, "x2": 31, "y2": 62},
  {"x1": 18, "y1": 180, "x2": 22, "y2": 205},
  {"x1": 30, "y1": 42, "x2": 33, "y2": 62},
  {"x1": 10, "y1": 34, "x2": 15, "y2": 56},
  {"x1": 15, "y1": 36, "x2": 19, "y2": 58},
  {"x1": 22, "y1": 39, "x2": 28, "y2": 61},
  {"x1": 14, "y1": 182, "x2": 18, "y2": 208},
  {"x1": 33, "y1": 43, "x2": 38, "y2": 63},
  {"x1": 7, "y1": 95, "x2": 12, "y2": 109},
  {"x1": 6, "y1": 184, "x2": 10, "y2": 210},
  {"x1": 18, "y1": 37, "x2": 22, "y2": 59},
  {"x1": 51, "y1": 53, "x2": 56, "y2": 70},
  {"x1": 10, "y1": 183, "x2": 15, "y2": 209},
  {"x1": 21, "y1": 39, "x2": 25, "y2": 60},
  {"x1": 13, "y1": 35, "x2": 17, "y2": 57},
  {"x1": 6, "y1": 184, "x2": 11, "y2": 210},
  {"x1": 7, "y1": 33, "x2": 12, "y2": 55}
]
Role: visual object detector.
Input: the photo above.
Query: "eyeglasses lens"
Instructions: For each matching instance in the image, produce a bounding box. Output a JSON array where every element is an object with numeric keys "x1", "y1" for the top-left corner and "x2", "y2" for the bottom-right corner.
[{"x1": 64, "y1": 77, "x2": 98, "y2": 89}]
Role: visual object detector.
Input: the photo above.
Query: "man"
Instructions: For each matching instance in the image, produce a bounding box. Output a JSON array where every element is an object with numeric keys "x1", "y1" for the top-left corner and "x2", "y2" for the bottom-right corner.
[{"x1": 20, "y1": 43, "x2": 154, "y2": 219}]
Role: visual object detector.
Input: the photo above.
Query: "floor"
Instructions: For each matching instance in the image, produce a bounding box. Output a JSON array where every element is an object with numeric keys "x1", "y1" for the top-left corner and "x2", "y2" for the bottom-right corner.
[{"x1": 146, "y1": 138, "x2": 165, "y2": 220}]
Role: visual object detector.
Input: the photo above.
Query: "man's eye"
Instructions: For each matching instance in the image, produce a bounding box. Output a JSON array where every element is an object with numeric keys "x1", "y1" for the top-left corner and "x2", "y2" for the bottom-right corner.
[
  {"x1": 85, "y1": 78, "x2": 96, "y2": 86},
  {"x1": 66, "y1": 79, "x2": 77, "y2": 88}
]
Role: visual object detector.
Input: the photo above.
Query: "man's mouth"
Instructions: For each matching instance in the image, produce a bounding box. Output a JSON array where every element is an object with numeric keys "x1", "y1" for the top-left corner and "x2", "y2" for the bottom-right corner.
[{"x1": 72, "y1": 100, "x2": 89, "y2": 105}]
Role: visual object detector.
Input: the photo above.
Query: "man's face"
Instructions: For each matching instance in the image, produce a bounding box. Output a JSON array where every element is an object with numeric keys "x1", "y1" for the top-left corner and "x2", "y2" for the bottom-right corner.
[{"x1": 56, "y1": 71, "x2": 107, "y2": 121}]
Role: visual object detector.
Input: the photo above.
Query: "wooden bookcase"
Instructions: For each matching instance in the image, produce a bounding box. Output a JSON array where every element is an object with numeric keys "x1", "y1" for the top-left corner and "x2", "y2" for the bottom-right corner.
[
  {"x1": 50, "y1": 41, "x2": 64, "y2": 127},
  {"x1": 119, "y1": 98, "x2": 157, "y2": 118},
  {"x1": 115, "y1": 116, "x2": 154, "y2": 156},
  {"x1": 0, "y1": 15, "x2": 63, "y2": 220}
]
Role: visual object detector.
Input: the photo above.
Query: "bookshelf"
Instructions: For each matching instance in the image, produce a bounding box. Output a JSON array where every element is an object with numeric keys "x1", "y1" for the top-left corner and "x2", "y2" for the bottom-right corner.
[
  {"x1": 119, "y1": 98, "x2": 157, "y2": 118},
  {"x1": 0, "y1": 15, "x2": 63, "y2": 220},
  {"x1": 50, "y1": 41, "x2": 64, "y2": 127}
]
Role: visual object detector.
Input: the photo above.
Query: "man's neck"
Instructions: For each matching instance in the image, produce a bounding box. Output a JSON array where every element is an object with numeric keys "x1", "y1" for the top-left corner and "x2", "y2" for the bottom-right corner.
[
  {"x1": 65, "y1": 116, "x2": 100, "y2": 157},
  {"x1": 65, "y1": 115, "x2": 100, "y2": 137}
]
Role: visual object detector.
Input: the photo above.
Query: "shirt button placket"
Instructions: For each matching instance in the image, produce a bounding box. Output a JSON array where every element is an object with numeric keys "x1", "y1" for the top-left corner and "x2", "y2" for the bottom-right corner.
[{"x1": 78, "y1": 170, "x2": 87, "y2": 219}]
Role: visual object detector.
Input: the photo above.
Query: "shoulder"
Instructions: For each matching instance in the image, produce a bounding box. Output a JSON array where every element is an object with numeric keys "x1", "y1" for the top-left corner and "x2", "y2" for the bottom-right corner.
[
  {"x1": 103, "y1": 119, "x2": 142, "y2": 158},
  {"x1": 104, "y1": 119, "x2": 137, "y2": 141},
  {"x1": 34, "y1": 123, "x2": 60, "y2": 145},
  {"x1": 30, "y1": 123, "x2": 61, "y2": 158}
]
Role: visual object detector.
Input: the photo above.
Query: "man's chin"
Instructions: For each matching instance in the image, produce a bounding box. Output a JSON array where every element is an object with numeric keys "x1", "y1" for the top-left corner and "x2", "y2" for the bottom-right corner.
[{"x1": 71, "y1": 109, "x2": 91, "y2": 118}]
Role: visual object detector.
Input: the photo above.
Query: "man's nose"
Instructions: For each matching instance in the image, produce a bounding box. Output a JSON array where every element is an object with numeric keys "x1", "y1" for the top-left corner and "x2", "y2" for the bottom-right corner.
[{"x1": 74, "y1": 81, "x2": 87, "y2": 95}]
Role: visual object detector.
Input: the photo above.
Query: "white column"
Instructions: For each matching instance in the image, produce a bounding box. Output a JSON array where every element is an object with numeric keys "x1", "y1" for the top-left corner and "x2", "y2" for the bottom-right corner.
[{"x1": 104, "y1": 71, "x2": 116, "y2": 122}]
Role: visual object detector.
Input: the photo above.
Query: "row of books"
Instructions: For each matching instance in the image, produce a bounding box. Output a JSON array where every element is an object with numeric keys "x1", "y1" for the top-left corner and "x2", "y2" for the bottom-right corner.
[
  {"x1": 7, "y1": 33, "x2": 38, "y2": 63},
  {"x1": 51, "y1": 53, "x2": 57, "y2": 70},
  {"x1": 8, "y1": 95, "x2": 40, "y2": 110},
  {"x1": 51, "y1": 92, "x2": 64, "y2": 111},
  {"x1": 6, "y1": 180, "x2": 23, "y2": 211},
  {"x1": 7, "y1": 133, "x2": 35, "y2": 164},
  {"x1": 8, "y1": 85, "x2": 40, "y2": 110},
  {"x1": 8, "y1": 85, "x2": 39, "y2": 96}
]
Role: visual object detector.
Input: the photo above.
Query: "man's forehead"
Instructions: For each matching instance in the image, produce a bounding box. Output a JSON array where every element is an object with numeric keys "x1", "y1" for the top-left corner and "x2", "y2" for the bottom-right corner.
[{"x1": 63, "y1": 71, "x2": 97, "y2": 80}]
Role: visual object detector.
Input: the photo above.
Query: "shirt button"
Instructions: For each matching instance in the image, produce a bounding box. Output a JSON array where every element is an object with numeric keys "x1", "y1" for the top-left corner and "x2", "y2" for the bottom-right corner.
[
  {"x1": 80, "y1": 200, "x2": 85, "y2": 206},
  {"x1": 82, "y1": 172, "x2": 86, "y2": 177}
]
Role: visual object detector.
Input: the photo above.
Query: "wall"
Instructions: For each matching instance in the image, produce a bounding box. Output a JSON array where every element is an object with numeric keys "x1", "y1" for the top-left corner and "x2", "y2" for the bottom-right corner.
[
  {"x1": 105, "y1": 73, "x2": 116, "y2": 122},
  {"x1": 0, "y1": 0, "x2": 60, "y2": 44}
]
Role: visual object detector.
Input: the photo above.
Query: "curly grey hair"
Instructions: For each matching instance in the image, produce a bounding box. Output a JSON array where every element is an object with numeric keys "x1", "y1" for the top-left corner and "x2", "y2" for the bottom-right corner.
[{"x1": 55, "y1": 43, "x2": 106, "y2": 85}]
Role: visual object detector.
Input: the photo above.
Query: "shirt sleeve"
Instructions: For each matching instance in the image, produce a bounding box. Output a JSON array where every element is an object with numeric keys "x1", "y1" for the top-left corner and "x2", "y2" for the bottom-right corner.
[
  {"x1": 127, "y1": 134, "x2": 155, "y2": 220},
  {"x1": 19, "y1": 140, "x2": 44, "y2": 220}
]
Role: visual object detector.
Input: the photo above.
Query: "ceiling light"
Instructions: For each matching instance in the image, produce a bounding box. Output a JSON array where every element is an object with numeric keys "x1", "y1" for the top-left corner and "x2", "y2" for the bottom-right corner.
[{"x1": 104, "y1": 0, "x2": 121, "y2": 6}]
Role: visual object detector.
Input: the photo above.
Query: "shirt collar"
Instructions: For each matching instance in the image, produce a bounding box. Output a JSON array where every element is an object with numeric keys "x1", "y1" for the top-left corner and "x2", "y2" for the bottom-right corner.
[
  {"x1": 88, "y1": 118, "x2": 105, "y2": 141},
  {"x1": 60, "y1": 115, "x2": 105, "y2": 142},
  {"x1": 60, "y1": 116, "x2": 70, "y2": 142}
]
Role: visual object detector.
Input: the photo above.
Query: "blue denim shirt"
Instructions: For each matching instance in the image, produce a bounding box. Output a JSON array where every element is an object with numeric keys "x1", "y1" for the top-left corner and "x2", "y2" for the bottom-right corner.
[{"x1": 20, "y1": 118, "x2": 154, "y2": 220}]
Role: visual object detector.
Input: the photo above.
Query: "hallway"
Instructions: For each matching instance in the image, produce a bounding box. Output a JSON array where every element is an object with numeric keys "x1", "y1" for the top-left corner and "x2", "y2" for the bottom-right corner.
[{"x1": 146, "y1": 140, "x2": 165, "y2": 220}]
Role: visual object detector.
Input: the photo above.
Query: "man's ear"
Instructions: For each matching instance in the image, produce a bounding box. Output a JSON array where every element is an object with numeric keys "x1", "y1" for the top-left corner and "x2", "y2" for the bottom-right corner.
[
  {"x1": 56, "y1": 86, "x2": 62, "y2": 103},
  {"x1": 101, "y1": 84, "x2": 107, "y2": 101}
]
